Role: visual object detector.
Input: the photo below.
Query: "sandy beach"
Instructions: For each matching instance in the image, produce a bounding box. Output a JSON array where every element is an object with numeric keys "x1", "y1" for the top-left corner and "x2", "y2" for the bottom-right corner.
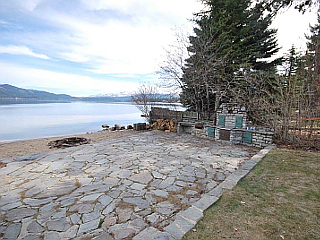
[{"x1": 0, "y1": 130, "x2": 139, "y2": 160}]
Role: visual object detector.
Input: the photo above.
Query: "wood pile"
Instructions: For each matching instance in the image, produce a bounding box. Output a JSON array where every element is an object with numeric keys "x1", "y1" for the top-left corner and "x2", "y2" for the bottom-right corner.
[
  {"x1": 48, "y1": 137, "x2": 90, "y2": 149},
  {"x1": 151, "y1": 119, "x2": 177, "y2": 133}
]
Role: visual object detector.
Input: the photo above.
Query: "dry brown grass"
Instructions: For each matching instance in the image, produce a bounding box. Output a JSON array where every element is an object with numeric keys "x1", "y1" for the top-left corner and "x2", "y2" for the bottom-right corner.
[{"x1": 183, "y1": 148, "x2": 320, "y2": 240}]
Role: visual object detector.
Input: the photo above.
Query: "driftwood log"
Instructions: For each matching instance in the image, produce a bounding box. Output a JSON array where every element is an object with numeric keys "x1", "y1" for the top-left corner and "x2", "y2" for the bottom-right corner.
[{"x1": 48, "y1": 137, "x2": 90, "y2": 149}]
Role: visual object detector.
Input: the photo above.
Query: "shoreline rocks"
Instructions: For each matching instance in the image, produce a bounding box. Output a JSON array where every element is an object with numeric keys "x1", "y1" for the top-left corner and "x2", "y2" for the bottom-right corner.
[{"x1": 102, "y1": 123, "x2": 148, "y2": 132}]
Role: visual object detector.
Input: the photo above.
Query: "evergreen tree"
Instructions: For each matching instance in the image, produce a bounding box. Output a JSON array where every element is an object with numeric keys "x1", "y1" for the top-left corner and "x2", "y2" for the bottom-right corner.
[
  {"x1": 261, "y1": 0, "x2": 315, "y2": 13},
  {"x1": 306, "y1": 13, "x2": 320, "y2": 73},
  {"x1": 180, "y1": 0, "x2": 280, "y2": 117},
  {"x1": 305, "y1": 13, "x2": 320, "y2": 105},
  {"x1": 282, "y1": 45, "x2": 304, "y2": 77}
]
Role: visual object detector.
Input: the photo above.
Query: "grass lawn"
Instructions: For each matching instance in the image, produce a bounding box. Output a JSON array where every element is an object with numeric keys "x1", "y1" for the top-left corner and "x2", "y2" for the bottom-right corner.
[{"x1": 183, "y1": 148, "x2": 320, "y2": 240}]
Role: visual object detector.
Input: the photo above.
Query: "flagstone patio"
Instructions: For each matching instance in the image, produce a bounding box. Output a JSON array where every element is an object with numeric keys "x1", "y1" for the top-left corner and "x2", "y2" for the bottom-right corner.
[{"x1": 0, "y1": 131, "x2": 271, "y2": 240}]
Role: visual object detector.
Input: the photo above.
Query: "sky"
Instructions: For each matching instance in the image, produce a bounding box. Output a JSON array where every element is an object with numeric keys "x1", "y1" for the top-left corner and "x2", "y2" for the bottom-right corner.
[
  {"x1": 0, "y1": 1, "x2": 318, "y2": 97},
  {"x1": 271, "y1": 6, "x2": 318, "y2": 56}
]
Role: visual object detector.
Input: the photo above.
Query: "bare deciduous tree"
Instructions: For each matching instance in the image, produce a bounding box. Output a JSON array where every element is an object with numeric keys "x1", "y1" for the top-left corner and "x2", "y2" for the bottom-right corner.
[
  {"x1": 159, "y1": 29, "x2": 191, "y2": 92},
  {"x1": 159, "y1": 28, "x2": 228, "y2": 120},
  {"x1": 131, "y1": 84, "x2": 158, "y2": 123}
]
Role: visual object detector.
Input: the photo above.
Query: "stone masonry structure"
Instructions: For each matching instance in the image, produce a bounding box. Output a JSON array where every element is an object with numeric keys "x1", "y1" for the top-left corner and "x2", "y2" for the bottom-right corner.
[{"x1": 178, "y1": 103, "x2": 274, "y2": 148}]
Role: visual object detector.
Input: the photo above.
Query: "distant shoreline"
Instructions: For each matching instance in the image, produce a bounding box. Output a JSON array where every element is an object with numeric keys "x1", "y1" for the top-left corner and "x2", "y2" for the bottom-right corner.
[
  {"x1": 0, "y1": 99, "x2": 133, "y2": 105},
  {"x1": 0, "y1": 99, "x2": 182, "y2": 106},
  {"x1": 0, "y1": 84, "x2": 180, "y2": 105}
]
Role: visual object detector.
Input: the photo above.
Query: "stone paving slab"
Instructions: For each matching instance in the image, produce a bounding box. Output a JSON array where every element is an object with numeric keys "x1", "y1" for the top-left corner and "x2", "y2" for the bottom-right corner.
[{"x1": 0, "y1": 131, "x2": 273, "y2": 239}]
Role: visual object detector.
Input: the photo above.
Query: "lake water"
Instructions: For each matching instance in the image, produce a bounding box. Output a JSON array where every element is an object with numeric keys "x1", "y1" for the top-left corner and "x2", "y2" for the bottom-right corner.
[{"x1": 0, "y1": 102, "x2": 145, "y2": 142}]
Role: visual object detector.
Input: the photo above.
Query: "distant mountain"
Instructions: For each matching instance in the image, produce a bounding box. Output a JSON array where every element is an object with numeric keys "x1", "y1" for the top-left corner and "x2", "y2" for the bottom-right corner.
[
  {"x1": 79, "y1": 96, "x2": 132, "y2": 103},
  {"x1": 0, "y1": 84, "x2": 134, "y2": 104},
  {"x1": 0, "y1": 84, "x2": 179, "y2": 104},
  {"x1": 90, "y1": 92, "x2": 132, "y2": 98},
  {"x1": 0, "y1": 84, "x2": 75, "y2": 102},
  {"x1": 81, "y1": 94, "x2": 180, "y2": 103}
]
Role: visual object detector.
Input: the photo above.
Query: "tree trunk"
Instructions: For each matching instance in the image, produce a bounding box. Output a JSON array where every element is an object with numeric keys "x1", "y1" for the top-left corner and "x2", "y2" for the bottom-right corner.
[
  {"x1": 314, "y1": 6, "x2": 320, "y2": 100},
  {"x1": 214, "y1": 84, "x2": 221, "y2": 125}
]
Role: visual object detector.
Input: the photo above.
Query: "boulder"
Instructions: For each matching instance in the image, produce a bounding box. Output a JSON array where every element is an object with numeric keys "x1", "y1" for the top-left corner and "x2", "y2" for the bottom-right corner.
[{"x1": 102, "y1": 124, "x2": 109, "y2": 129}]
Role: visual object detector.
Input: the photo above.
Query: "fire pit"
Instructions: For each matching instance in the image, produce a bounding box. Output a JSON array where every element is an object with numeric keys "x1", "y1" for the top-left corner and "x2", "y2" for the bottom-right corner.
[{"x1": 48, "y1": 137, "x2": 90, "y2": 149}]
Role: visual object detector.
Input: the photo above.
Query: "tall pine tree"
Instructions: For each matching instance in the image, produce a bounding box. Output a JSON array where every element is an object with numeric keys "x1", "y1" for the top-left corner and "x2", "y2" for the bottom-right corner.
[
  {"x1": 180, "y1": 0, "x2": 280, "y2": 117},
  {"x1": 305, "y1": 13, "x2": 320, "y2": 108}
]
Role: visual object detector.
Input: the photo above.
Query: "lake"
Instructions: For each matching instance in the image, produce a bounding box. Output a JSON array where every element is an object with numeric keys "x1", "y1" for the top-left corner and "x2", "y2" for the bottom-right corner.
[{"x1": 0, "y1": 102, "x2": 146, "y2": 142}]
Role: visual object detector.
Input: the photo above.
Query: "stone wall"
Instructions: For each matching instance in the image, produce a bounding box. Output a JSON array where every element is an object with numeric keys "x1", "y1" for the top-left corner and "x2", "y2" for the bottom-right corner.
[
  {"x1": 216, "y1": 103, "x2": 248, "y2": 129},
  {"x1": 177, "y1": 103, "x2": 273, "y2": 148},
  {"x1": 178, "y1": 124, "x2": 274, "y2": 148},
  {"x1": 217, "y1": 103, "x2": 245, "y2": 115},
  {"x1": 230, "y1": 129, "x2": 273, "y2": 148},
  {"x1": 213, "y1": 127, "x2": 220, "y2": 140},
  {"x1": 178, "y1": 122, "x2": 194, "y2": 134},
  {"x1": 193, "y1": 128, "x2": 206, "y2": 138},
  {"x1": 249, "y1": 130, "x2": 274, "y2": 148},
  {"x1": 216, "y1": 114, "x2": 248, "y2": 129},
  {"x1": 230, "y1": 129, "x2": 243, "y2": 144}
]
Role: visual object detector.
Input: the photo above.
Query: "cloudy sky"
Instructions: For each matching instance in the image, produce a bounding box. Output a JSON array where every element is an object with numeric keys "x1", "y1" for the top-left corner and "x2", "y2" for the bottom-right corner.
[{"x1": 0, "y1": 0, "x2": 317, "y2": 96}]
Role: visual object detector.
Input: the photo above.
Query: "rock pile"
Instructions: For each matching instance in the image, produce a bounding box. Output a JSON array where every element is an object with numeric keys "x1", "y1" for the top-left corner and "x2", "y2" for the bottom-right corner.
[{"x1": 102, "y1": 124, "x2": 132, "y2": 131}]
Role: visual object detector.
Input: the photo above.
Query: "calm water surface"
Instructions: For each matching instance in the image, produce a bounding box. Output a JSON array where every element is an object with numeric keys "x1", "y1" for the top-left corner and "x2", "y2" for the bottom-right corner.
[{"x1": 0, "y1": 102, "x2": 144, "y2": 141}]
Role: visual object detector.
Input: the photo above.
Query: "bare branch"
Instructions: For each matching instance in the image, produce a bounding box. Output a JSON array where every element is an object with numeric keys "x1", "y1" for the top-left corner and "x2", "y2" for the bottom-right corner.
[{"x1": 131, "y1": 84, "x2": 159, "y2": 123}]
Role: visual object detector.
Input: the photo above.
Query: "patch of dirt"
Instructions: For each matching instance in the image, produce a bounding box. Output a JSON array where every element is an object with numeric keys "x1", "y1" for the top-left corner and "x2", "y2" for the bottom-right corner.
[
  {"x1": 275, "y1": 139, "x2": 320, "y2": 152},
  {"x1": 274, "y1": 131, "x2": 320, "y2": 152}
]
